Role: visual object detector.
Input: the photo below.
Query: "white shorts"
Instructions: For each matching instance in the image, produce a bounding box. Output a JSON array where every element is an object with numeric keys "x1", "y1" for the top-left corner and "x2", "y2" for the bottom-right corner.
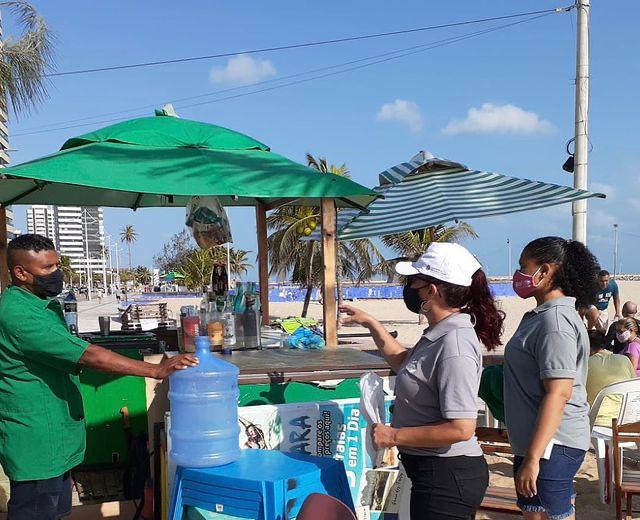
[{"x1": 589, "y1": 306, "x2": 609, "y2": 331}]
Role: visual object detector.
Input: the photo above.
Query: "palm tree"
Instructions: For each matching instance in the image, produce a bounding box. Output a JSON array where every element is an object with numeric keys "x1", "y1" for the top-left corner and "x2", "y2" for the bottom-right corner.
[
  {"x1": 120, "y1": 225, "x2": 137, "y2": 270},
  {"x1": 178, "y1": 246, "x2": 250, "y2": 290},
  {"x1": 268, "y1": 154, "x2": 384, "y2": 316},
  {"x1": 59, "y1": 255, "x2": 76, "y2": 284},
  {"x1": 133, "y1": 265, "x2": 151, "y2": 285},
  {"x1": 227, "y1": 248, "x2": 250, "y2": 278},
  {"x1": 381, "y1": 223, "x2": 478, "y2": 269},
  {"x1": 180, "y1": 248, "x2": 216, "y2": 291},
  {"x1": 0, "y1": 1, "x2": 55, "y2": 114}
]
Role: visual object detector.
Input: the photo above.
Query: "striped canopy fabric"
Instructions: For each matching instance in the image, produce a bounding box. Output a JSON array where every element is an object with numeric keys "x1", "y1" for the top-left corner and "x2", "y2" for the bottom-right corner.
[{"x1": 307, "y1": 152, "x2": 605, "y2": 241}]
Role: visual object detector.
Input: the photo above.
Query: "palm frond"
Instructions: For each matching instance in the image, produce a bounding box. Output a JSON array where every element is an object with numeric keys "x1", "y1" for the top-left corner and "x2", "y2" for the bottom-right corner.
[{"x1": 0, "y1": 1, "x2": 55, "y2": 114}]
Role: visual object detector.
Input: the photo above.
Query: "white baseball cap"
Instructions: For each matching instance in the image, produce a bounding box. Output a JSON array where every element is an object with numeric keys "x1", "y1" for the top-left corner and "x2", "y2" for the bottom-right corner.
[{"x1": 395, "y1": 242, "x2": 482, "y2": 287}]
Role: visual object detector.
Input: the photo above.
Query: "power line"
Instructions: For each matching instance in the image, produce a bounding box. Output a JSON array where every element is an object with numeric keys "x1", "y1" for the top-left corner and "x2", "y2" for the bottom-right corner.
[
  {"x1": 46, "y1": 6, "x2": 572, "y2": 78},
  {"x1": 13, "y1": 12, "x2": 560, "y2": 138}
]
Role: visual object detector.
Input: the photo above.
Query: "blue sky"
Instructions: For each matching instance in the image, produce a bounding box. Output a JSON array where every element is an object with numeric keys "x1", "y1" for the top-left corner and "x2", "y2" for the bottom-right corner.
[{"x1": 7, "y1": 1, "x2": 639, "y2": 277}]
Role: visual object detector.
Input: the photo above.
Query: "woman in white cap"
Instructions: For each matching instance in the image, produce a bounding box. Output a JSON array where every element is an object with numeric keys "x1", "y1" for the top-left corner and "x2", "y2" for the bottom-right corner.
[{"x1": 340, "y1": 242, "x2": 504, "y2": 520}]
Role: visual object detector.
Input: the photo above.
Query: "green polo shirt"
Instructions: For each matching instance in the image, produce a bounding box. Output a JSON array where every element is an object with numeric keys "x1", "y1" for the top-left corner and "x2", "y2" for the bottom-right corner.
[{"x1": 0, "y1": 285, "x2": 89, "y2": 481}]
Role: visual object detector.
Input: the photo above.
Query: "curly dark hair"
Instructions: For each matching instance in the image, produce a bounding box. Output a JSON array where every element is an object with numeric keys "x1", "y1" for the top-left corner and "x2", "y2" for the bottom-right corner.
[
  {"x1": 521, "y1": 236, "x2": 600, "y2": 308},
  {"x1": 7, "y1": 233, "x2": 56, "y2": 268},
  {"x1": 416, "y1": 269, "x2": 505, "y2": 351}
]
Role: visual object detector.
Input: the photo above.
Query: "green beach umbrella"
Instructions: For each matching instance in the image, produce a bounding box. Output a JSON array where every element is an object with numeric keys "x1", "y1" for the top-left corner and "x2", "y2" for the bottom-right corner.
[
  {"x1": 160, "y1": 271, "x2": 185, "y2": 282},
  {"x1": 0, "y1": 114, "x2": 377, "y2": 209}
]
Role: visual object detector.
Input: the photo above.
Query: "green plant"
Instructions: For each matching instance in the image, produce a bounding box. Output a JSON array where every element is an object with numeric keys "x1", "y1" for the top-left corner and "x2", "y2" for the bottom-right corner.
[{"x1": 0, "y1": 1, "x2": 54, "y2": 114}]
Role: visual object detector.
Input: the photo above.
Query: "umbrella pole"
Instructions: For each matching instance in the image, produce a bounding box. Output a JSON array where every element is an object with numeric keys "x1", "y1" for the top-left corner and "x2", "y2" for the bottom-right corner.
[
  {"x1": 256, "y1": 204, "x2": 270, "y2": 326},
  {"x1": 0, "y1": 206, "x2": 8, "y2": 292},
  {"x1": 321, "y1": 198, "x2": 338, "y2": 348}
]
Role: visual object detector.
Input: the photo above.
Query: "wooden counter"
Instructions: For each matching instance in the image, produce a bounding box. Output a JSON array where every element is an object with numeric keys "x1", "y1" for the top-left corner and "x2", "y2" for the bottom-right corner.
[{"x1": 210, "y1": 348, "x2": 393, "y2": 384}]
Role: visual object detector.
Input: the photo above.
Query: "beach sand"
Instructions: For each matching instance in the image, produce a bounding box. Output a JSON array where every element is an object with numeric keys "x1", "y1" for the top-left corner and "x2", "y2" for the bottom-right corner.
[{"x1": 153, "y1": 280, "x2": 640, "y2": 518}]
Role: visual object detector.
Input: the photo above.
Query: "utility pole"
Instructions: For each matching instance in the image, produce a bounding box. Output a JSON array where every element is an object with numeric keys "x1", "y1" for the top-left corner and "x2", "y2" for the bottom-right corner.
[
  {"x1": 106, "y1": 235, "x2": 114, "y2": 292},
  {"x1": 613, "y1": 224, "x2": 619, "y2": 277},
  {"x1": 572, "y1": 0, "x2": 590, "y2": 244},
  {"x1": 226, "y1": 242, "x2": 232, "y2": 289},
  {"x1": 507, "y1": 238, "x2": 512, "y2": 277},
  {"x1": 114, "y1": 242, "x2": 121, "y2": 291}
]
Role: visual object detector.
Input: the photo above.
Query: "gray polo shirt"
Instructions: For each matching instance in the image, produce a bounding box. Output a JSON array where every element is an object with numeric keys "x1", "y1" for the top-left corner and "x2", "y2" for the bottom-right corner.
[
  {"x1": 504, "y1": 296, "x2": 590, "y2": 457},
  {"x1": 391, "y1": 312, "x2": 483, "y2": 457}
]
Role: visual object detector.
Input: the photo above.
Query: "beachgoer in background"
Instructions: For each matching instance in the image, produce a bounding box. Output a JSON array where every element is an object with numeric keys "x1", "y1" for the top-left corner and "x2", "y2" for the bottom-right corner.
[
  {"x1": 606, "y1": 301, "x2": 639, "y2": 353},
  {"x1": 340, "y1": 242, "x2": 504, "y2": 519},
  {"x1": 586, "y1": 270, "x2": 620, "y2": 332},
  {"x1": 616, "y1": 317, "x2": 640, "y2": 377},
  {"x1": 586, "y1": 330, "x2": 635, "y2": 427},
  {"x1": 504, "y1": 236, "x2": 599, "y2": 520}
]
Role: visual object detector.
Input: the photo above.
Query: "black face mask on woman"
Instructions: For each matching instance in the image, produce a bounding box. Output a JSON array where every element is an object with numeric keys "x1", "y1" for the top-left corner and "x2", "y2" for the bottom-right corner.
[
  {"x1": 403, "y1": 282, "x2": 424, "y2": 314},
  {"x1": 31, "y1": 268, "x2": 64, "y2": 298}
]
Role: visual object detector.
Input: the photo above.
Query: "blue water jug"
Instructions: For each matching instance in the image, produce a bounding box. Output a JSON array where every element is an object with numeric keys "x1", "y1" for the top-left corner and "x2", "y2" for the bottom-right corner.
[{"x1": 169, "y1": 336, "x2": 240, "y2": 467}]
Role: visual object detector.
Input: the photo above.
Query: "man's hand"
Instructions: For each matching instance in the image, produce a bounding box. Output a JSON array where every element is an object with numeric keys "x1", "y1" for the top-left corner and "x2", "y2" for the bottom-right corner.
[
  {"x1": 372, "y1": 423, "x2": 397, "y2": 449},
  {"x1": 516, "y1": 457, "x2": 540, "y2": 498},
  {"x1": 153, "y1": 354, "x2": 199, "y2": 380},
  {"x1": 339, "y1": 304, "x2": 375, "y2": 328}
]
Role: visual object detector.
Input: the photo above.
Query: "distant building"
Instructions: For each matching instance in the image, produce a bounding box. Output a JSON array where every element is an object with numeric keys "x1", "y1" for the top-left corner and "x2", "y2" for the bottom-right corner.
[
  {"x1": 26, "y1": 205, "x2": 56, "y2": 241},
  {"x1": 26, "y1": 205, "x2": 106, "y2": 273}
]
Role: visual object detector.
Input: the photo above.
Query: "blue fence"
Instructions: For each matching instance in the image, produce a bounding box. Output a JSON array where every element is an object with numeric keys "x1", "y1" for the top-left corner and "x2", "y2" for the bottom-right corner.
[
  {"x1": 267, "y1": 283, "x2": 515, "y2": 302},
  {"x1": 135, "y1": 283, "x2": 515, "y2": 302}
]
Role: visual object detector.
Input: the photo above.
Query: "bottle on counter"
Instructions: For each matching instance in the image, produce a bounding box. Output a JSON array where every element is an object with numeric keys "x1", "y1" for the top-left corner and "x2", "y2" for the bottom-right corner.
[
  {"x1": 180, "y1": 305, "x2": 199, "y2": 353},
  {"x1": 206, "y1": 294, "x2": 225, "y2": 351},
  {"x1": 242, "y1": 293, "x2": 260, "y2": 349},
  {"x1": 63, "y1": 291, "x2": 78, "y2": 335},
  {"x1": 198, "y1": 287, "x2": 209, "y2": 335},
  {"x1": 222, "y1": 293, "x2": 236, "y2": 348}
]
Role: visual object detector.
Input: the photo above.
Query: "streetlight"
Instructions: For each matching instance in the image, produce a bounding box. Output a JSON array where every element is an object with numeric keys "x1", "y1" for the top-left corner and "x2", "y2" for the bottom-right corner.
[{"x1": 613, "y1": 224, "x2": 619, "y2": 277}]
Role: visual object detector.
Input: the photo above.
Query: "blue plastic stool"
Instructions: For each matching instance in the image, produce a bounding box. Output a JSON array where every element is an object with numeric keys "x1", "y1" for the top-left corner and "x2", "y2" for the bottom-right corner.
[{"x1": 169, "y1": 449, "x2": 355, "y2": 520}]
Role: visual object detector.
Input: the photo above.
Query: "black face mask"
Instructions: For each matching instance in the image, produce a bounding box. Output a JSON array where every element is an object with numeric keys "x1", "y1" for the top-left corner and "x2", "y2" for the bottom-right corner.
[
  {"x1": 31, "y1": 269, "x2": 64, "y2": 298},
  {"x1": 403, "y1": 283, "x2": 424, "y2": 314}
]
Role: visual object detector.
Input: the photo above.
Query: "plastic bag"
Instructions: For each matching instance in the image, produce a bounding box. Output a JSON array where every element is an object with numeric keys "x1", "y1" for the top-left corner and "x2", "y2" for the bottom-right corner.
[
  {"x1": 185, "y1": 196, "x2": 232, "y2": 249},
  {"x1": 287, "y1": 327, "x2": 325, "y2": 349},
  {"x1": 359, "y1": 372, "x2": 387, "y2": 468}
]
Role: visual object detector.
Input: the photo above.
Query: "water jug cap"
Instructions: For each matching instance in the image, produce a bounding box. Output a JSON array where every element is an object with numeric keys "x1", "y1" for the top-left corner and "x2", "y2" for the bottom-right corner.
[{"x1": 195, "y1": 336, "x2": 211, "y2": 352}]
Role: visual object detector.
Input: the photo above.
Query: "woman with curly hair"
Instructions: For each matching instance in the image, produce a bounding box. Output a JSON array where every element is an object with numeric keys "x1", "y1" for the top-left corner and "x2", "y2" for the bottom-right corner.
[
  {"x1": 505, "y1": 236, "x2": 600, "y2": 520},
  {"x1": 340, "y1": 242, "x2": 504, "y2": 519}
]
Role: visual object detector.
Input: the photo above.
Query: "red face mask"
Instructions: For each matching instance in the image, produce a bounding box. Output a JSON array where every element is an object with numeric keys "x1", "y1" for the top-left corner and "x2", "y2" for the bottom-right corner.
[{"x1": 512, "y1": 267, "x2": 542, "y2": 299}]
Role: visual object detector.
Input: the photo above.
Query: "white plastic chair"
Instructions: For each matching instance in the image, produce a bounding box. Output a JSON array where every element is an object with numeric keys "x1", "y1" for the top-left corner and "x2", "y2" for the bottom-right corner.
[{"x1": 590, "y1": 378, "x2": 640, "y2": 504}]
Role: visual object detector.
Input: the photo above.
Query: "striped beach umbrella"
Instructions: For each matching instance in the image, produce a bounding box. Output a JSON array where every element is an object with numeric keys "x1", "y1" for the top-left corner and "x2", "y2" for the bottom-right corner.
[{"x1": 308, "y1": 151, "x2": 605, "y2": 241}]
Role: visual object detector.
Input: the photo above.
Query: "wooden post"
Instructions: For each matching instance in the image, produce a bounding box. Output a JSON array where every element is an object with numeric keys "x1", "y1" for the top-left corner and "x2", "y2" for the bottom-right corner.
[
  {"x1": 0, "y1": 206, "x2": 8, "y2": 292},
  {"x1": 321, "y1": 198, "x2": 338, "y2": 347},
  {"x1": 256, "y1": 204, "x2": 270, "y2": 325}
]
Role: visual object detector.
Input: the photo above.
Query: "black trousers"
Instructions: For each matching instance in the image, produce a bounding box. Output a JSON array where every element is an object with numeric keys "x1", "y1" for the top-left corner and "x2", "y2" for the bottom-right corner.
[
  {"x1": 8, "y1": 472, "x2": 72, "y2": 520},
  {"x1": 401, "y1": 453, "x2": 489, "y2": 520}
]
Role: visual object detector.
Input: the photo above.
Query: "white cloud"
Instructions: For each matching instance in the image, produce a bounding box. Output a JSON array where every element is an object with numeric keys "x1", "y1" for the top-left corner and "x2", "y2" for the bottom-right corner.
[
  {"x1": 442, "y1": 103, "x2": 554, "y2": 135},
  {"x1": 376, "y1": 99, "x2": 424, "y2": 133},
  {"x1": 590, "y1": 182, "x2": 615, "y2": 200},
  {"x1": 210, "y1": 54, "x2": 276, "y2": 86}
]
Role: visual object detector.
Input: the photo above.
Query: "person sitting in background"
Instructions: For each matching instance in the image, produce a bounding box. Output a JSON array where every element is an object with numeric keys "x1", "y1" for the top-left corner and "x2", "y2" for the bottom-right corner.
[
  {"x1": 606, "y1": 301, "x2": 640, "y2": 353},
  {"x1": 586, "y1": 330, "x2": 635, "y2": 427},
  {"x1": 586, "y1": 270, "x2": 620, "y2": 332},
  {"x1": 616, "y1": 318, "x2": 640, "y2": 377}
]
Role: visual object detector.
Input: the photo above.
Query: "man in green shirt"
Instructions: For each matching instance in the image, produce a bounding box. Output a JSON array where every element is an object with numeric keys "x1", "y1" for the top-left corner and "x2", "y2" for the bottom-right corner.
[{"x1": 0, "y1": 234, "x2": 198, "y2": 519}]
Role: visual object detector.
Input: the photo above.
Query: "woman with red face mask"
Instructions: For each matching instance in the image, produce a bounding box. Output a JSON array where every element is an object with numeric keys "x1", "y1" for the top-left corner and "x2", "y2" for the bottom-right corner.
[{"x1": 505, "y1": 236, "x2": 600, "y2": 520}]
